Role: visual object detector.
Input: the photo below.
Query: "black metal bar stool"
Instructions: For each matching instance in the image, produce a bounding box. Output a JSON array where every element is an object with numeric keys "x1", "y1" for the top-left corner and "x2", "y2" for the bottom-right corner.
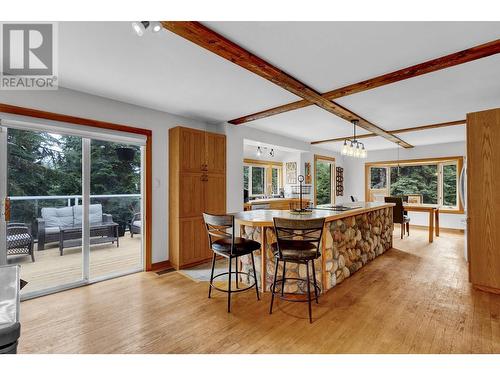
[
  {"x1": 203, "y1": 213, "x2": 260, "y2": 313},
  {"x1": 269, "y1": 217, "x2": 325, "y2": 323}
]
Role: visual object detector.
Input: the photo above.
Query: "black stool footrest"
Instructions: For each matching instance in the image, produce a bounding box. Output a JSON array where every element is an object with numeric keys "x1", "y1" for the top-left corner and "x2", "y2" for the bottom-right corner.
[
  {"x1": 270, "y1": 277, "x2": 321, "y2": 303},
  {"x1": 210, "y1": 270, "x2": 257, "y2": 294}
]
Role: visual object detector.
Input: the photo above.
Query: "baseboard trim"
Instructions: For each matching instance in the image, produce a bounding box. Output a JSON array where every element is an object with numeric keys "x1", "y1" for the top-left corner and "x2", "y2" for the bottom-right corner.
[
  {"x1": 473, "y1": 284, "x2": 500, "y2": 295},
  {"x1": 409, "y1": 224, "x2": 464, "y2": 234},
  {"x1": 150, "y1": 260, "x2": 172, "y2": 272}
]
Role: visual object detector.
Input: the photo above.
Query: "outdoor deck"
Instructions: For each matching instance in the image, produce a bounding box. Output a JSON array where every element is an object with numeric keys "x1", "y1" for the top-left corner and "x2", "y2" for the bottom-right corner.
[{"x1": 8, "y1": 234, "x2": 143, "y2": 295}]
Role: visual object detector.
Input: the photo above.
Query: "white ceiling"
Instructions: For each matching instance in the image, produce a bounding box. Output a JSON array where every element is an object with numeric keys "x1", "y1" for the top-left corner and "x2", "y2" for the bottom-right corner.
[
  {"x1": 54, "y1": 21, "x2": 500, "y2": 150},
  {"x1": 58, "y1": 22, "x2": 299, "y2": 123}
]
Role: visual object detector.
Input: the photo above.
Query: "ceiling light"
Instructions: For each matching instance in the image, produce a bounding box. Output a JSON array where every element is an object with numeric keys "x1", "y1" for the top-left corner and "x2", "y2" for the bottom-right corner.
[
  {"x1": 342, "y1": 140, "x2": 348, "y2": 155},
  {"x1": 150, "y1": 21, "x2": 162, "y2": 33},
  {"x1": 132, "y1": 21, "x2": 150, "y2": 36},
  {"x1": 341, "y1": 120, "x2": 368, "y2": 159}
]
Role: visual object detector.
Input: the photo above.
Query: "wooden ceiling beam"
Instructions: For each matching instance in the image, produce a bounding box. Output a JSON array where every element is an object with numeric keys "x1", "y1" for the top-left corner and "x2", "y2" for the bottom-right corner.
[
  {"x1": 161, "y1": 21, "x2": 413, "y2": 148},
  {"x1": 230, "y1": 39, "x2": 500, "y2": 125},
  {"x1": 311, "y1": 119, "x2": 466, "y2": 145}
]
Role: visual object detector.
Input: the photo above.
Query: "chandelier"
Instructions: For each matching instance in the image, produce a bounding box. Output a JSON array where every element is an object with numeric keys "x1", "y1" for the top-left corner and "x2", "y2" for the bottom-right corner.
[{"x1": 341, "y1": 120, "x2": 367, "y2": 159}]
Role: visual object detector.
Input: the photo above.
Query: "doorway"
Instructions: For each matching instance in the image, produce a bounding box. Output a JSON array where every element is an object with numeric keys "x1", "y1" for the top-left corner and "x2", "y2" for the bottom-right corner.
[{"x1": 0, "y1": 120, "x2": 145, "y2": 299}]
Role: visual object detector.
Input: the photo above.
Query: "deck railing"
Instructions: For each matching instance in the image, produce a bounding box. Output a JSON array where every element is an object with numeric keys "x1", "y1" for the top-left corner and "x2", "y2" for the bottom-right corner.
[{"x1": 8, "y1": 194, "x2": 141, "y2": 238}]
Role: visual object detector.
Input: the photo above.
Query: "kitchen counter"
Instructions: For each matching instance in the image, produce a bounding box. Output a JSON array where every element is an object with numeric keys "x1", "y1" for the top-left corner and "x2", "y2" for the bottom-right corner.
[
  {"x1": 235, "y1": 202, "x2": 395, "y2": 294},
  {"x1": 244, "y1": 197, "x2": 310, "y2": 211}
]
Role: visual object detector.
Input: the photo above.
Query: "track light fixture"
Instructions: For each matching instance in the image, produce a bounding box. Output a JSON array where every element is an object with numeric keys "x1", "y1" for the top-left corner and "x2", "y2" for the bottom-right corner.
[
  {"x1": 256, "y1": 146, "x2": 275, "y2": 158},
  {"x1": 132, "y1": 21, "x2": 162, "y2": 36}
]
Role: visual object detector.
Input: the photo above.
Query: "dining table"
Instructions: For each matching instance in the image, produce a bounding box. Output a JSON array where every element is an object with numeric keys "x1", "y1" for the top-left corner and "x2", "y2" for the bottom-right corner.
[{"x1": 403, "y1": 203, "x2": 440, "y2": 243}]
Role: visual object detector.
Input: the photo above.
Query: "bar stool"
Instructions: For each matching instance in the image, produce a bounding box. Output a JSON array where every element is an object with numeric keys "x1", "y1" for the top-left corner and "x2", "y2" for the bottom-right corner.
[
  {"x1": 270, "y1": 217, "x2": 325, "y2": 323},
  {"x1": 203, "y1": 213, "x2": 260, "y2": 313}
]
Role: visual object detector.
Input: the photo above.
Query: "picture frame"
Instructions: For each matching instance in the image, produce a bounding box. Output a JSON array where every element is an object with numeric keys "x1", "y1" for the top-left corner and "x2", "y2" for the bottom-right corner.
[{"x1": 286, "y1": 162, "x2": 297, "y2": 184}]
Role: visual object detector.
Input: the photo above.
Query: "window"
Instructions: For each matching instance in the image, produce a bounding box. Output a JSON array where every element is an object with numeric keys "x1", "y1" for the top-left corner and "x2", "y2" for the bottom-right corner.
[
  {"x1": 442, "y1": 164, "x2": 457, "y2": 207},
  {"x1": 251, "y1": 166, "x2": 265, "y2": 195},
  {"x1": 243, "y1": 165, "x2": 249, "y2": 190},
  {"x1": 314, "y1": 155, "x2": 335, "y2": 206},
  {"x1": 366, "y1": 157, "x2": 463, "y2": 211},
  {"x1": 390, "y1": 165, "x2": 438, "y2": 204},
  {"x1": 370, "y1": 167, "x2": 387, "y2": 189},
  {"x1": 243, "y1": 160, "x2": 282, "y2": 197},
  {"x1": 271, "y1": 167, "x2": 279, "y2": 195}
]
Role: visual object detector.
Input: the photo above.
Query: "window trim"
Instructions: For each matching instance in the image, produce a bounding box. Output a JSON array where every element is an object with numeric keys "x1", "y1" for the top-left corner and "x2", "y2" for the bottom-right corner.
[
  {"x1": 314, "y1": 154, "x2": 336, "y2": 206},
  {"x1": 364, "y1": 156, "x2": 464, "y2": 214},
  {"x1": 244, "y1": 158, "x2": 283, "y2": 197}
]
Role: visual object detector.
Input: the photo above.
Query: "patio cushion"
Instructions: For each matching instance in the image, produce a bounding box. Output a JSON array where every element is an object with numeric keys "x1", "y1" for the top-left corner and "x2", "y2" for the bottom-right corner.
[
  {"x1": 0, "y1": 322, "x2": 20, "y2": 347},
  {"x1": 41, "y1": 206, "x2": 74, "y2": 228},
  {"x1": 45, "y1": 227, "x2": 60, "y2": 234},
  {"x1": 132, "y1": 221, "x2": 141, "y2": 227},
  {"x1": 73, "y1": 204, "x2": 103, "y2": 226}
]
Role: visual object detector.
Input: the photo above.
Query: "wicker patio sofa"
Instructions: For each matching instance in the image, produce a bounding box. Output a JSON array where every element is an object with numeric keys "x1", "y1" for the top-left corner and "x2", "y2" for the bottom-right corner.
[{"x1": 36, "y1": 204, "x2": 114, "y2": 250}]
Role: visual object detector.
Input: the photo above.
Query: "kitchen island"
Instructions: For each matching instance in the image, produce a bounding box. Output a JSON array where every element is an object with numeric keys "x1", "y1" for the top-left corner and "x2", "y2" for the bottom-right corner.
[{"x1": 235, "y1": 202, "x2": 394, "y2": 294}]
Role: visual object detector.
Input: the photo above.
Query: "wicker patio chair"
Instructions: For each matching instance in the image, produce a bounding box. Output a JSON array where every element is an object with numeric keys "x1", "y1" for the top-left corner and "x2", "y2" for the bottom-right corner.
[
  {"x1": 7, "y1": 223, "x2": 35, "y2": 262},
  {"x1": 130, "y1": 212, "x2": 141, "y2": 238}
]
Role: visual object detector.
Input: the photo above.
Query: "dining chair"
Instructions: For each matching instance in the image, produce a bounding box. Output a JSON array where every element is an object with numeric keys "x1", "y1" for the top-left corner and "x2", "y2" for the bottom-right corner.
[{"x1": 384, "y1": 196, "x2": 410, "y2": 238}]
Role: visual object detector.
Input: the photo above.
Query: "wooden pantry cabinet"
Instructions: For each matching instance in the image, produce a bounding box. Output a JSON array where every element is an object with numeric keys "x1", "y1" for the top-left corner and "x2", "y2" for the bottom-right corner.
[
  {"x1": 467, "y1": 107, "x2": 500, "y2": 294},
  {"x1": 169, "y1": 126, "x2": 226, "y2": 269}
]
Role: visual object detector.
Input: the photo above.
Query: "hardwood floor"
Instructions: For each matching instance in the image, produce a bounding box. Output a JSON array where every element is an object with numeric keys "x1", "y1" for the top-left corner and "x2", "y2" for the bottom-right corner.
[{"x1": 18, "y1": 228, "x2": 500, "y2": 353}]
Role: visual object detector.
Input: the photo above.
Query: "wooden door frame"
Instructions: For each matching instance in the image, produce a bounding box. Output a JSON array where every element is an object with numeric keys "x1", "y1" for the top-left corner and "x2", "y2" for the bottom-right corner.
[
  {"x1": 0, "y1": 103, "x2": 154, "y2": 271},
  {"x1": 313, "y1": 154, "x2": 336, "y2": 206}
]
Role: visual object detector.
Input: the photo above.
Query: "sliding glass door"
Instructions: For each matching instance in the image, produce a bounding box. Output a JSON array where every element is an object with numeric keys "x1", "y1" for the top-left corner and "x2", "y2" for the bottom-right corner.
[
  {"x1": 89, "y1": 139, "x2": 143, "y2": 279},
  {"x1": 0, "y1": 127, "x2": 84, "y2": 296},
  {"x1": 0, "y1": 121, "x2": 145, "y2": 299}
]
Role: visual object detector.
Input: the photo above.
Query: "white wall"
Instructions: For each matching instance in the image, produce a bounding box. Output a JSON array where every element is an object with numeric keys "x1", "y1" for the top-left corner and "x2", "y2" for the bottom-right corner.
[
  {"x1": 243, "y1": 144, "x2": 296, "y2": 162},
  {"x1": 343, "y1": 141, "x2": 466, "y2": 229},
  {"x1": 0, "y1": 88, "x2": 216, "y2": 263}
]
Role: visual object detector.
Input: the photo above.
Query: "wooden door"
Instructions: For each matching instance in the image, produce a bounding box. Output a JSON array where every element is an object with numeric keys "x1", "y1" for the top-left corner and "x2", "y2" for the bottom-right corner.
[
  {"x1": 179, "y1": 173, "x2": 205, "y2": 218},
  {"x1": 206, "y1": 133, "x2": 226, "y2": 174},
  {"x1": 205, "y1": 174, "x2": 226, "y2": 215},
  {"x1": 179, "y1": 128, "x2": 206, "y2": 173},
  {"x1": 467, "y1": 108, "x2": 500, "y2": 291},
  {"x1": 179, "y1": 217, "x2": 209, "y2": 265}
]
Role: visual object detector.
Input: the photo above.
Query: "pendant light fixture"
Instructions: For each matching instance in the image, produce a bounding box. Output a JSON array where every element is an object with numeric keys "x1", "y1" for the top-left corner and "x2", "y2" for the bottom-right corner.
[{"x1": 341, "y1": 120, "x2": 367, "y2": 159}]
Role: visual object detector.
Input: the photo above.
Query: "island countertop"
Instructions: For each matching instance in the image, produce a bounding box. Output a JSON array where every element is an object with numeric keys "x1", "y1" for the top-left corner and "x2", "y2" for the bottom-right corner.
[
  {"x1": 235, "y1": 202, "x2": 395, "y2": 226},
  {"x1": 235, "y1": 202, "x2": 395, "y2": 294}
]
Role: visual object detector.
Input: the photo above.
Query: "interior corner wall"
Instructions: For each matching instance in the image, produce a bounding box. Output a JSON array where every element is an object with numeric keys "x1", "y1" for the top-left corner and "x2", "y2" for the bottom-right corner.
[
  {"x1": 0, "y1": 87, "x2": 216, "y2": 264},
  {"x1": 343, "y1": 141, "x2": 467, "y2": 229},
  {"x1": 220, "y1": 121, "x2": 344, "y2": 212}
]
